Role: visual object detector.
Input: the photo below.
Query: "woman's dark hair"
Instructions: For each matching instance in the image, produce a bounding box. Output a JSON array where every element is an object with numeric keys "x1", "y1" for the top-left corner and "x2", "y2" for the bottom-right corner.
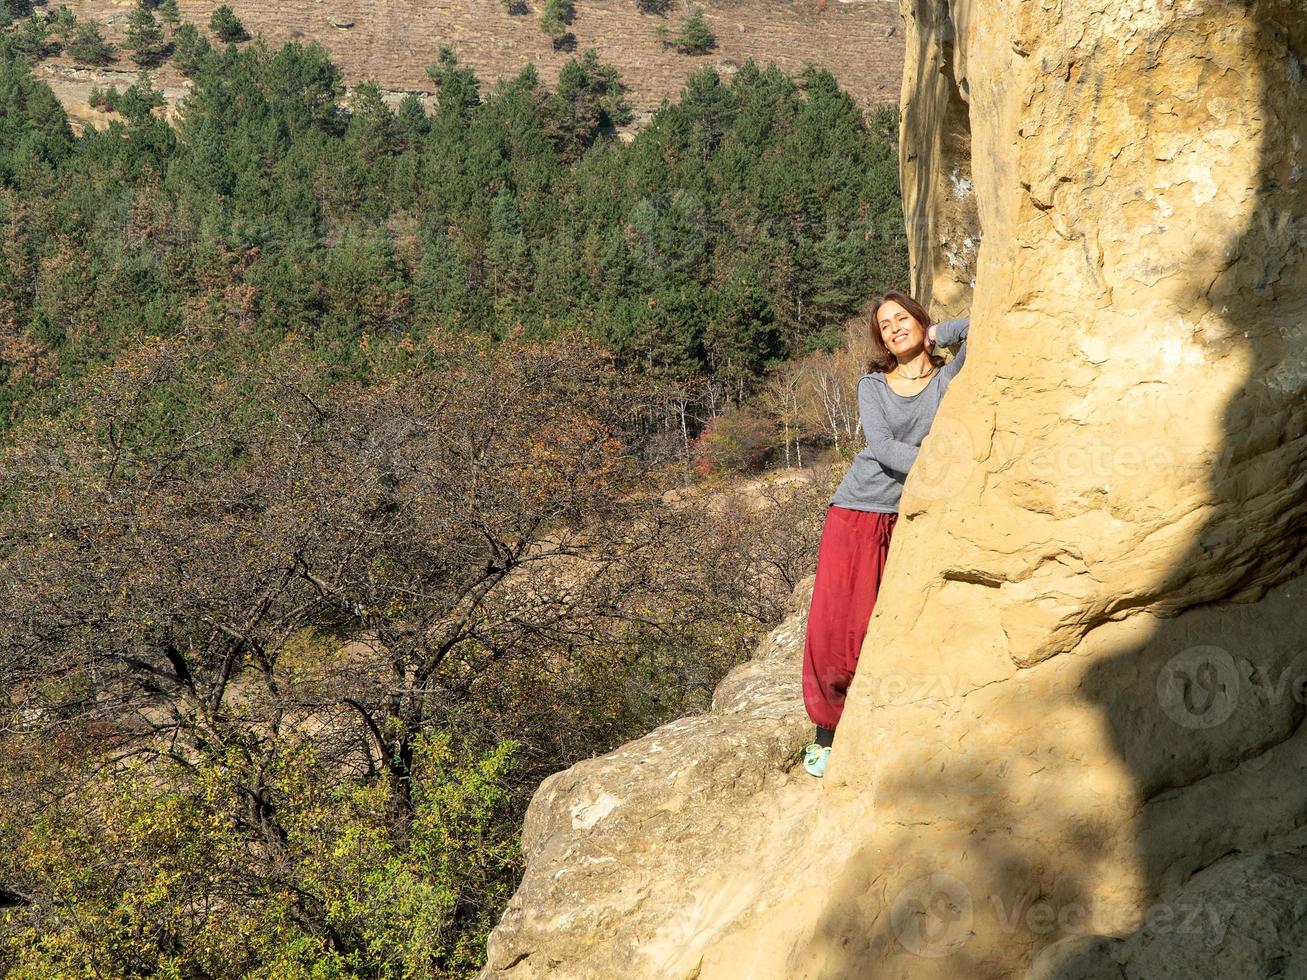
[{"x1": 862, "y1": 290, "x2": 946, "y2": 374}]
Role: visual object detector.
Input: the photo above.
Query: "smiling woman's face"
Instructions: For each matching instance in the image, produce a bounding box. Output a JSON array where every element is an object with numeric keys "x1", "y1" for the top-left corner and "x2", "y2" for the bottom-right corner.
[{"x1": 877, "y1": 300, "x2": 926, "y2": 359}]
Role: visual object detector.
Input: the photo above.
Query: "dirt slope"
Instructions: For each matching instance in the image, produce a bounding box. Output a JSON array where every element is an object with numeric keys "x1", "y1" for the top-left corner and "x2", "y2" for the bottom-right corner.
[{"x1": 35, "y1": 0, "x2": 903, "y2": 129}]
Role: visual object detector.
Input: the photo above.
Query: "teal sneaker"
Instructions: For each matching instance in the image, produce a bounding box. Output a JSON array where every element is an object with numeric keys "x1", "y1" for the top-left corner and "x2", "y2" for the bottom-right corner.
[{"x1": 803, "y1": 744, "x2": 832, "y2": 777}]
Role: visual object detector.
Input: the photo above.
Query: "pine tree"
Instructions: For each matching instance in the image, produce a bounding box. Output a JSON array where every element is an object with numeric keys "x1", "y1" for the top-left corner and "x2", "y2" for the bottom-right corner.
[
  {"x1": 668, "y1": 7, "x2": 715, "y2": 55},
  {"x1": 487, "y1": 188, "x2": 531, "y2": 304},
  {"x1": 48, "y1": 6, "x2": 78, "y2": 47},
  {"x1": 157, "y1": 0, "x2": 180, "y2": 31},
  {"x1": 680, "y1": 67, "x2": 734, "y2": 157},
  {"x1": 538, "y1": 0, "x2": 573, "y2": 42},
  {"x1": 394, "y1": 92, "x2": 430, "y2": 147},
  {"x1": 114, "y1": 70, "x2": 166, "y2": 123},
  {"x1": 11, "y1": 14, "x2": 56, "y2": 59},
  {"x1": 169, "y1": 21, "x2": 211, "y2": 75},
  {"x1": 345, "y1": 81, "x2": 397, "y2": 164},
  {"x1": 413, "y1": 231, "x2": 477, "y2": 330},
  {"x1": 209, "y1": 5, "x2": 246, "y2": 43},
  {"x1": 0, "y1": 43, "x2": 74, "y2": 180},
  {"x1": 124, "y1": 4, "x2": 166, "y2": 66},
  {"x1": 544, "y1": 50, "x2": 630, "y2": 161},
  {"x1": 67, "y1": 21, "x2": 115, "y2": 65},
  {"x1": 425, "y1": 47, "x2": 480, "y2": 117}
]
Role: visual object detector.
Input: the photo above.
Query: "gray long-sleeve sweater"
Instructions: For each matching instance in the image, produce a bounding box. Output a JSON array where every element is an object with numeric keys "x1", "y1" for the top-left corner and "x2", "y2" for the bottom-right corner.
[{"x1": 828, "y1": 316, "x2": 970, "y2": 514}]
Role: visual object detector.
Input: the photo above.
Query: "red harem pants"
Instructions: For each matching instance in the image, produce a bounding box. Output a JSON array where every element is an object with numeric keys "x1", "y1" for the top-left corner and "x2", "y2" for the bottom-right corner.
[{"x1": 801, "y1": 505, "x2": 898, "y2": 731}]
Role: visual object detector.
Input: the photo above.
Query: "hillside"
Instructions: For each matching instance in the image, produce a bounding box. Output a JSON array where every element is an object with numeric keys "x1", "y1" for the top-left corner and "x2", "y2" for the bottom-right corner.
[{"x1": 36, "y1": 0, "x2": 904, "y2": 129}]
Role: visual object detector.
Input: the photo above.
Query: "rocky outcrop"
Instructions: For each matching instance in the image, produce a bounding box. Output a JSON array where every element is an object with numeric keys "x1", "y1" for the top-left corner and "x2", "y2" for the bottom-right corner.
[
  {"x1": 898, "y1": 0, "x2": 978, "y2": 317},
  {"x1": 483, "y1": 578, "x2": 818, "y2": 977},
  {"x1": 30, "y1": 65, "x2": 193, "y2": 135},
  {"x1": 487, "y1": 0, "x2": 1307, "y2": 976}
]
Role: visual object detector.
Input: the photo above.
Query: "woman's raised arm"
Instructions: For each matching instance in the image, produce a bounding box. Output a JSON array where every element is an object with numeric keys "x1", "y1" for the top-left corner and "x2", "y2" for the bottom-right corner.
[{"x1": 932, "y1": 316, "x2": 970, "y2": 379}]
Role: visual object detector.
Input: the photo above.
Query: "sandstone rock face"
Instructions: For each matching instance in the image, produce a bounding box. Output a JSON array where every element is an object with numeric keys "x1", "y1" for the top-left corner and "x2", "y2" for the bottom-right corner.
[
  {"x1": 898, "y1": 0, "x2": 978, "y2": 317},
  {"x1": 1025, "y1": 833, "x2": 1307, "y2": 980},
  {"x1": 486, "y1": 1, "x2": 1307, "y2": 977},
  {"x1": 483, "y1": 580, "x2": 819, "y2": 978}
]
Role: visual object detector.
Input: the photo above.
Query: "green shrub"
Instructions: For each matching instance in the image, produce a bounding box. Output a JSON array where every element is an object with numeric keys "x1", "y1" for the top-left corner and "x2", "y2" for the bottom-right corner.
[{"x1": 0, "y1": 737, "x2": 521, "y2": 979}]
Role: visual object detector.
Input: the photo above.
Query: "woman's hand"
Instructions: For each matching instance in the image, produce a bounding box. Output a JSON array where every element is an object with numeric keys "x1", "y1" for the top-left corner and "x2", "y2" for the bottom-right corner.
[{"x1": 927, "y1": 324, "x2": 937, "y2": 350}]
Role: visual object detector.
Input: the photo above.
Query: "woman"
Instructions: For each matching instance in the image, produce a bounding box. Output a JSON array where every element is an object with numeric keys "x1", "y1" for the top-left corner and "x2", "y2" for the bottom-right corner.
[{"x1": 801, "y1": 291, "x2": 970, "y2": 777}]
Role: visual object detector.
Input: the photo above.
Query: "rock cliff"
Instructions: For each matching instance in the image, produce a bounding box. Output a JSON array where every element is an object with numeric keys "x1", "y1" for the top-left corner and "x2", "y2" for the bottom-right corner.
[
  {"x1": 484, "y1": 579, "x2": 819, "y2": 977},
  {"x1": 485, "y1": 0, "x2": 1307, "y2": 976}
]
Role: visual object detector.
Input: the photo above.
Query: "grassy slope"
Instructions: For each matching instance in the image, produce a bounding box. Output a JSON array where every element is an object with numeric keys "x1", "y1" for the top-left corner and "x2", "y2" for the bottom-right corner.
[{"x1": 34, "y1": 0, "x2": 904, "y2": 130}]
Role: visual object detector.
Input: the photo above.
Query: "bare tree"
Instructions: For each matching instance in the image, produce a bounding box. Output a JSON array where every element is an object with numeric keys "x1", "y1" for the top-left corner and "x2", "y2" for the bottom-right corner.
[
  {"x1": 0, "y1": 334, "x2": 664, "y2": 817},
  {"x1": 760, "y1": 362, "x2": 805, "y2": 469},
  {"x1": 0, "y1": 331, "x2": 831, "y2": 822},
  {"x1": 793, "y1": 319, "x2": 874, "y2": 456}
]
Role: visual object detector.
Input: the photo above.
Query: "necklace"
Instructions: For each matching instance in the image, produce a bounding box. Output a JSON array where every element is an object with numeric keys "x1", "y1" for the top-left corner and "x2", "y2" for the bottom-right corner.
[{"x1": 896, "y1": 362, "x2": 936, "y2": 381}]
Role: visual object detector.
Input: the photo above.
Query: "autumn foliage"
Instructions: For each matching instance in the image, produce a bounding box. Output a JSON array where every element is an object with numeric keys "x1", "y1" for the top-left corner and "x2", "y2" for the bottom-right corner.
[{"x1": 0, "y1": 331, "x2": 831, "y2": 975}]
